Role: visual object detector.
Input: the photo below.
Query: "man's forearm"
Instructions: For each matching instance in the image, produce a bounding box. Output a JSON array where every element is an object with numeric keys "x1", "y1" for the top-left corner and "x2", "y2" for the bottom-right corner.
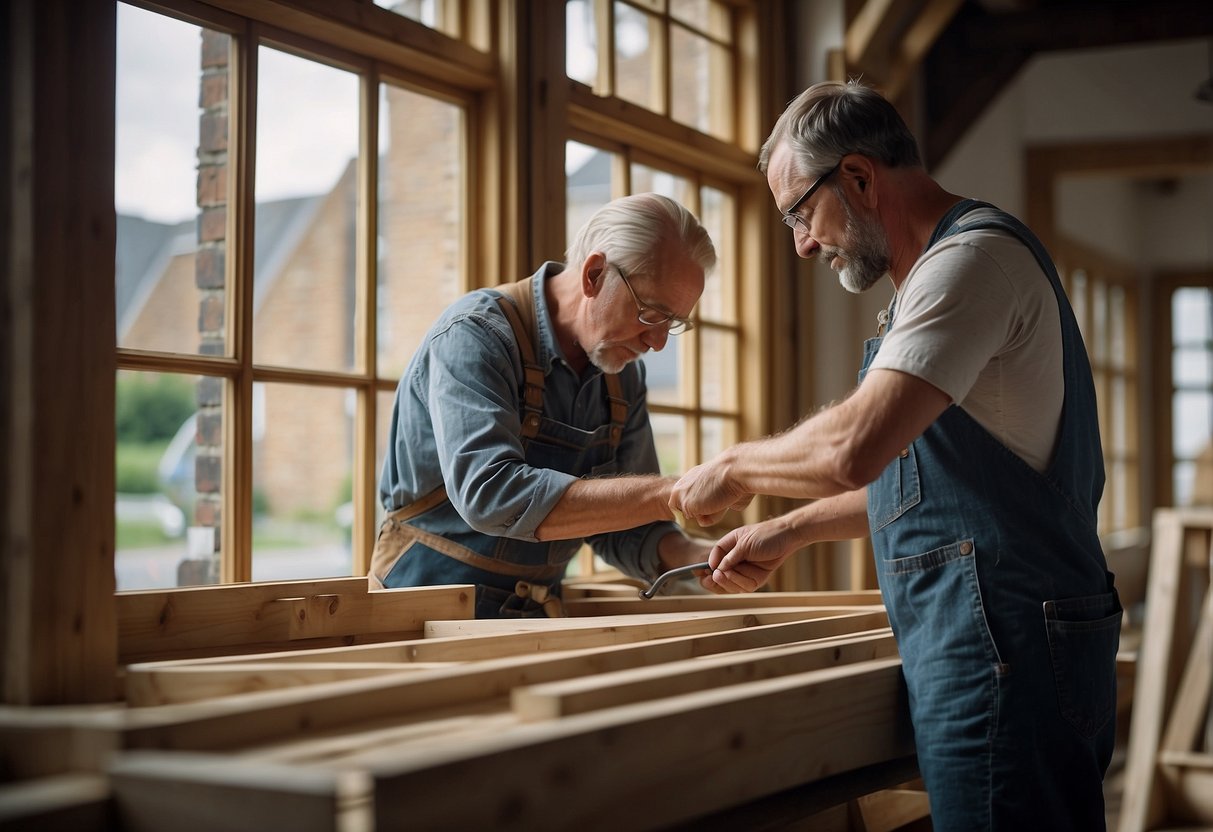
[
  {"x1": 535, "y1": 475, "x2": 675, "y2": 541},
  {"x1": 785, "y1": 488, "x2": 870, "y2": 543}
]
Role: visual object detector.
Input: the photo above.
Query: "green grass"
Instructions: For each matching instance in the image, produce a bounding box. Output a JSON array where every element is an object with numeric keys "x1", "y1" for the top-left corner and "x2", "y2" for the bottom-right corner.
[
  {"x1": 116, "y1": 440, "x2": 171, "y2": 494},
  {"x1": 116, "y1": 520, "x2": 176, "y2": 549}
]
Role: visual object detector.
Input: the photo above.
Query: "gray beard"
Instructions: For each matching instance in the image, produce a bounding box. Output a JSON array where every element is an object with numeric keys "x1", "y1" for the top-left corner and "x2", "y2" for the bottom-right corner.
[
  {"x1": 826, "y1": 195, "x2": 891, "y2": 294},
  {"x1": 587, "y1": 344, "x2": 638, "y2": 374}
]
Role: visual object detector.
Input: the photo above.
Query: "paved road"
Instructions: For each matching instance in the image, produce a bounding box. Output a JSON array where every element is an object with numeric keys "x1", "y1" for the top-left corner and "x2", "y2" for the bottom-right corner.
[{"x1": 116, "y1": 543, "x2": 353, "y2": 590}]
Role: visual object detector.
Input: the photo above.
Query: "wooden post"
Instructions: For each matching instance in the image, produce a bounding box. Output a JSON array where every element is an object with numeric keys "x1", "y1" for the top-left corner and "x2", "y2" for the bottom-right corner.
[{"x1": 3, "y1": 0, "x2": 118, "y2": 705}]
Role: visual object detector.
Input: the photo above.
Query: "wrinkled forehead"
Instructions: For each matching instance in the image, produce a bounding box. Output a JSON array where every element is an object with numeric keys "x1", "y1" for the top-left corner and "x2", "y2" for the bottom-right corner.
[
  {"x1": 634, "y1": 249, "x2": 705, "y2": 311},
  {"x1": 766, "y1": 142, "x2": 807, "y2": 204}
]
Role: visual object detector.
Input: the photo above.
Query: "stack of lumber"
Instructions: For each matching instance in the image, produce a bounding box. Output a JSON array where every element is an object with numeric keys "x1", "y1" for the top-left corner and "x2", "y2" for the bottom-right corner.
[{"x1": 0, "y1": 578, "x2": 920, "y2": 831}]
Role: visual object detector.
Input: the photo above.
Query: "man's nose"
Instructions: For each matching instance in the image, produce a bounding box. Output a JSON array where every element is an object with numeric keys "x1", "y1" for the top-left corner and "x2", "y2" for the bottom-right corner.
[
  {"x1": 641, "y1": 325, "x2": 669, "y2": 351},
  {"x1": 796, "y1": 227, "x2": 821, "y2": 260}
]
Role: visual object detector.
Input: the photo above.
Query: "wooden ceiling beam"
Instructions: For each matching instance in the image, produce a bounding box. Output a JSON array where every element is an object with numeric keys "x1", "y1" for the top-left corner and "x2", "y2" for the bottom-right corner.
[
  {"x1": 844, "y1": 0, "x2": 918, "y2": 77},
  {"x1": 881, "y1": 0, "x2": 966, "y2": 100},
  {"x1": 920, "y1": 0, "x2": 1213, "y2": 168}
]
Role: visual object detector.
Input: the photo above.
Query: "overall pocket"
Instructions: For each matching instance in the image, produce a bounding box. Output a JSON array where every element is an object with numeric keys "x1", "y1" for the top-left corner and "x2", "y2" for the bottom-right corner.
[
  {"x1": 1043, "y1": 590, "x2": 1122, "y2": 738},
  {"x1": 868, "y1": 444, "x2": 921, "y2": 532}
]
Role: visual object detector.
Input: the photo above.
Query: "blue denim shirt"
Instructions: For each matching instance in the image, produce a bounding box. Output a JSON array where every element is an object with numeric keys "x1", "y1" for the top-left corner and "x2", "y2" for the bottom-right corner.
[{"x1": 378, "y1": 261, "x2": 674, "y2": 583}]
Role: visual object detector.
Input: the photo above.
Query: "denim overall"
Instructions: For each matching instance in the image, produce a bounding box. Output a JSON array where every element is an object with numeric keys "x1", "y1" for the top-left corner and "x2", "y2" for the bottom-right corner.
[
  {"x1": 862, "y1": 200, "x2": 1121, "y2": 830},
  {"x1": 371, "y1": 276, "x2": 628, "y2": 619}
]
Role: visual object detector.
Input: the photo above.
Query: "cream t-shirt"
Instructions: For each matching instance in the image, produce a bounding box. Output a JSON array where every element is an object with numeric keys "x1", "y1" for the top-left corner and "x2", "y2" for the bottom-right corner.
[{"x1": 867, "y1": 208, "x2": 1064, "y2": 472}]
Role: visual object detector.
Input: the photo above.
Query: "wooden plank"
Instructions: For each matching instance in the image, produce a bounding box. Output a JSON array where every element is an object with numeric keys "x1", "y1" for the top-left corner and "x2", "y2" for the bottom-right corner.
[
  {"x1": 565, "y1": 590, "x2": 885, "y2": 616},
  {"x1": 371, "y1": 659, "x2": 914, "y2": 830},
  {"x1": 1160, "y1": 583, "x2": 1213, "y2": 753},
  {"x1": 423, "y1": 607, "x2": 849, "y2": 641},
  {"x1": 511, "y1": 629, "x2": 898, "y2": 720},
  {"x1": 0, "y1": 775, "x2": 112, "y2": 832},
  {"x1": 118, "y1": 613, "x2": 887, "y2": 722},
  {"x1": 1157, "y1": 753, "x2": 1213, "y2": 824},
  {"x1": 855, "y1": 787, "x2": 932, "y2": 832},
  {"x1": 117, "y1": 582, "x2": 472, "y2": 663},
  {"x1": 130, "y1": 610, "x2": 889, "y2": 668},
  {"x1": 124, "y1": 662, "x2": 456, "y2": 708},
  {"x1": 100, "y1": 614, "x2": 891, "y2": 749},
  {"x1": 108, "y1": 751, "x2": 371, "y2": 832}
]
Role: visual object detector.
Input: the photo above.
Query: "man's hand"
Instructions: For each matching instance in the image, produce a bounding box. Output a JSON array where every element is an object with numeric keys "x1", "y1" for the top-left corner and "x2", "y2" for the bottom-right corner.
[
  {"x1": 669, "y1": 451, "x2": 752, "y2": 527},
  {"x1": 698, "y1": 517, "x2": 799, "y2": 594}
]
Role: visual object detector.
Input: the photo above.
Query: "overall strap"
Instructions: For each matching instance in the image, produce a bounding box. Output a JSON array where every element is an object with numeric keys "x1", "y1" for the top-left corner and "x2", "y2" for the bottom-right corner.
[
  {"x1": 493, "y1": 277, "x2": 627, "y2": 450},
  {"x1": 494, "y1": 278, "x2": 546, "y2": 441}
]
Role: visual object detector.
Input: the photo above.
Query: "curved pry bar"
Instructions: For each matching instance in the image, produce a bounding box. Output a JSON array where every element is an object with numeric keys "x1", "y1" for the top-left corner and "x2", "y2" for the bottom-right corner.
[{"x1": 638, "y1": 561, "x2": 712, "y2": 599}]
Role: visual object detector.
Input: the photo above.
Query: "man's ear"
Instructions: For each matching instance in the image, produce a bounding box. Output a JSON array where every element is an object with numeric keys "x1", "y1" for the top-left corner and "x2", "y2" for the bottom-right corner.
[
  {"x1": 841, "y1": 156, "x2": 877, "y2": 206},
  {"x1": 582, "y1": 251, "x2": 609, "y2": 297}
]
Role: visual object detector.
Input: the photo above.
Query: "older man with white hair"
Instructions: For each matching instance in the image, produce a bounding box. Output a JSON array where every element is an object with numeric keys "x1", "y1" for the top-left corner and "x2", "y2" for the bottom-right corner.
[{"x1": 375, "y1": 193, "x2": 718, "y2": 618}]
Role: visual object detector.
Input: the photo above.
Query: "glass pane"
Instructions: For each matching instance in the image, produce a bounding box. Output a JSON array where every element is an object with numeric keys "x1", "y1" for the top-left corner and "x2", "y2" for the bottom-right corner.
[
  {"x1": 701, "y1": 415, "x2": 738, "y2": 462},
  {"x1": 566, "y1": 0, "x2": 598, "y2": 84},
  {"x1": 1192, "y1": 452, "x2": 1213, "y2": 506},
  {"x1": 1173, "y1": 390, "x2": 1213, "y2": 459},
  {"x1": 1111, "y1": 376, "x2": 1127, "y2": 452},
  {"x1": 566, "y1": 141, "x2": 615, "y2": 251},
  {"x1": 377, "y1": 83, "x2": 465, "y2": 381},
  {"x1": 1174, "y1": 460, "x2": 1195, "y2": 507},
  {"x1": 650, "y1": 412, "x2": 686, "y2": 476},
  {"x1": 254, "y1": 46, "x2": 359, "y2": 373},
  {"x1": 252, "y1": 383, "x2": 354, "y2": 581},
  {"x1": 372, "y1": 0, "x2": 457, "y2": 36},
  {"x1": 700, "y1": 326, "x2": 737, "y2": 411},
  {"x1": 1108, "y1": 285, "x2": 1126, "y2": 370},
  {"x1": 116, "y1": 6, "x2": 226, "y2": 356},
  {"x1": 671, "y1": 0, "x2": 709, "y2": 27},
  {"x1": 375, "y1": 389, "x2": 397, "y2": 529},
  {"x1": 1173, "y1": 287, "x2": 1212, "y2": 345},
  {"x1": 1070, "y1": 269, "x2": 1088, "y2": 345},
  {"x1": 614, "y1": 2, "x2": 658, "y2": 112},
  {"x1": 1091, "y1": 280, "x2": 1107, "y2": 364},
  {"x1": 1110, "y1": 460, "x2": 1128, "y2": 529},
  {"x1": 670, "y1": 0, "x2": 731, "y2": 40},
  {"x1": 115, "y1": 370, "x2": 224, "y2": 589},
  {"x1": 670, "y1": 26, "x2": 731, "y2": 140},
  {"x1": 631, "y1": 162, "x2": 693, "y2": 204},
  {"x1": 1173, "y1": 347, "x2": 1213, "y2": 387},
  {"x1": 698, "y1": 185, "x2": 734, "y2": 323},
  {"x1": 642, "y1": 341, "x2": 683, "y2": 407}
]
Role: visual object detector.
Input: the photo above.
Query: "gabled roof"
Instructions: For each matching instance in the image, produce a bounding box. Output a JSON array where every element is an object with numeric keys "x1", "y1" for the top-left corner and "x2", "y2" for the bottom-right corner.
[{"x1": 116, "y1": 195, "x2": 323, "y2": 337}]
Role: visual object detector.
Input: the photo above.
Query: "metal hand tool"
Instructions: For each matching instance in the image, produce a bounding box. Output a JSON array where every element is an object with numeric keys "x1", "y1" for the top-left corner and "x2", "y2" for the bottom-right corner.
[{"x1": 638, "y1": 561, "x2": 712, "y2": 600}]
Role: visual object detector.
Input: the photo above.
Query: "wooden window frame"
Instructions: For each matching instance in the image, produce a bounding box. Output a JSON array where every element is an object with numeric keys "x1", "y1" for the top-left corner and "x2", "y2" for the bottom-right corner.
[
  {"x1": 1154, "y1": 270, "x2": 1213, "y2": 509},
  {"x1": 1027, "y1": 136, "x2": 1213, "y2": 533},
  {"x1": 115, "y1": 0, "x2": 492, "y2": 584}
]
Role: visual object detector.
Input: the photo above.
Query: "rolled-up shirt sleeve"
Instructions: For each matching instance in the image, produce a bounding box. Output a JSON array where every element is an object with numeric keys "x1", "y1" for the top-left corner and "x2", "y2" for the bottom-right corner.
[
  {"x1": 583, "y1": 364, "x2": 677, "y2": 580},
  {"x1": 420, "y1": 314, "x2": 576, "y2": 542}
]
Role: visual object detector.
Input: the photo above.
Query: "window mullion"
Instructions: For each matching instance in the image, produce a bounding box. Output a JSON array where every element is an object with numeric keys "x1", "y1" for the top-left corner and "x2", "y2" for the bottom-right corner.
[{"x1": 224, "y1": 21, "x2": 258, "y2": 583}]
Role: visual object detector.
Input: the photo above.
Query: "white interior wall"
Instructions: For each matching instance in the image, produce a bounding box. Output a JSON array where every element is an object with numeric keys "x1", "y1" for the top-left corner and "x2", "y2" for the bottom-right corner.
[
  {"x1": 1055, "y1": 177, "x2": 1141, "y2": 263},
  {"x1": 1140, "y1": 173, "x2": 1213, "y2": 269}
]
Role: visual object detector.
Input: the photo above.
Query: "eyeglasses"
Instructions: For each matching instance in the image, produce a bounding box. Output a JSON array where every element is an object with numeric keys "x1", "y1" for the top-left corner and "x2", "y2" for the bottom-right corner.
[
  {"x1": 615, "y1": 266, "x2": 695, "y2": 335},
  {"x1": 781, "y1": 160, "x2": 842, "y2": 232}
]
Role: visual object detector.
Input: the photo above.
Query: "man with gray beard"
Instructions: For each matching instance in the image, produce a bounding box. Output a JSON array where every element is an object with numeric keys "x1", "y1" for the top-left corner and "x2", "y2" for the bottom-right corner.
[
  {"x1": 670, "y1": 80, "x2": 1120, "y2": 831},
  {"x1": 374, "y1": 193, "x2": 720, "y2": 618}
]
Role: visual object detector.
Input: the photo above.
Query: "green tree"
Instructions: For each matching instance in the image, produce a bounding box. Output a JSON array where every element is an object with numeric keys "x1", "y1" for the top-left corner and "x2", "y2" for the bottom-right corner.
[{"x1": 116, "y1": 373, "x2": 194, "y2": 443}]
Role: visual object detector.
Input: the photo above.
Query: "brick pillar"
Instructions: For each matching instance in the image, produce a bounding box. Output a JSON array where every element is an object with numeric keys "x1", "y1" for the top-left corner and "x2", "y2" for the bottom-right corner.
[{"x1": 181, "y1": 28, "x2": 229, "y2": 586}]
